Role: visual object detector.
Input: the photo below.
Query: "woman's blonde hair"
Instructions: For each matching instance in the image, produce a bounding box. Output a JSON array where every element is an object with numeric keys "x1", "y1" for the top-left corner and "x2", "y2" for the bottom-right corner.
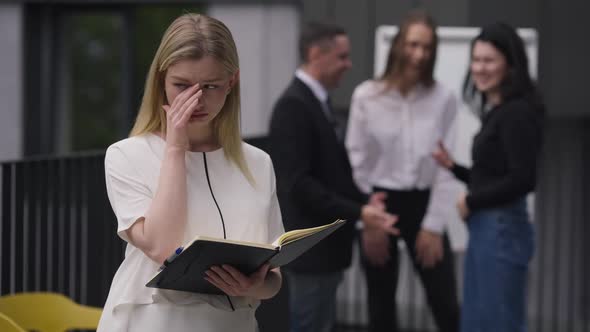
[{"x1": 130, "y1": 13, "x2": 253, "y2": 183}]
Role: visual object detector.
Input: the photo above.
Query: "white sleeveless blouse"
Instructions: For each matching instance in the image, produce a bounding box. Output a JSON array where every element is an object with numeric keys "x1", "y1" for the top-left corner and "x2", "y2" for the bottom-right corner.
[{"x1": 97, "y1": 133, "x2": 284, "y2": 332}]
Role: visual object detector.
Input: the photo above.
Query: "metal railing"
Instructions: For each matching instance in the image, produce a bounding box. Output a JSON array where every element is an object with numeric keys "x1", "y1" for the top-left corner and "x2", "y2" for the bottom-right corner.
[{"x1": 0, "y1": 152, "x2": 124, "y2": 308}]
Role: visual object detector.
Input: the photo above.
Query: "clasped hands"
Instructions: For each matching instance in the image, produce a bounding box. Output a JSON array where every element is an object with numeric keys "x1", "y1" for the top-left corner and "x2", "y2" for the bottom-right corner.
[
  {"x1": 360, "y1": 192, "x2": 397, "y2": 266},
  {"x1": 361, "y1": 192, "x2": 444, "y2": 269}
]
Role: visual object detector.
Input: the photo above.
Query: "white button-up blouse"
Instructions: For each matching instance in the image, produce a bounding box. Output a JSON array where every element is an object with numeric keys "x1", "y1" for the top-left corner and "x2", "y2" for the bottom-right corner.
[{"x1": 345, "y1": 79, "x2": 458, "y2": 233}]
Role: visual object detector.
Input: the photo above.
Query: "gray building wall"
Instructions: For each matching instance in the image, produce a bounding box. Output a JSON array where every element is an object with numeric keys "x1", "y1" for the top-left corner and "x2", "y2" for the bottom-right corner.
[
  {"x1": 209, "y1": 4, "x2": 299, "y2": 137},
  {"x1": 0, "y1": 4, "x2": 23, "y2": 161}
]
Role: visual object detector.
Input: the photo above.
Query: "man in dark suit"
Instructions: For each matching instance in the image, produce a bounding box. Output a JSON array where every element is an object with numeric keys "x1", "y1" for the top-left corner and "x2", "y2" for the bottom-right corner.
[{"x1": 268, "y1": 22, "x2": 399, "y2": 332}]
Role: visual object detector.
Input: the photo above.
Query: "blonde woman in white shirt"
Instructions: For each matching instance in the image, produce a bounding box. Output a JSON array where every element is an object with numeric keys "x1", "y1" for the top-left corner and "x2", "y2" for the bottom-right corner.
[
  {"x1": 345, "y1": 11, "x2": 459, "y2": 332},
  {"x1": 97, "y1": 14, "x2": 284, "y2": 332}
]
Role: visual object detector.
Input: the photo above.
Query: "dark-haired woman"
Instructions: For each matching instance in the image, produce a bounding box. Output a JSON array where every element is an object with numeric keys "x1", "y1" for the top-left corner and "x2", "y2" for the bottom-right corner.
[
  {"x1": 433, "y1": 22, "x2": 544, "y2": 332},
  {"x1": 346, "y1": 11, "x2": 460, "y2": 332}
]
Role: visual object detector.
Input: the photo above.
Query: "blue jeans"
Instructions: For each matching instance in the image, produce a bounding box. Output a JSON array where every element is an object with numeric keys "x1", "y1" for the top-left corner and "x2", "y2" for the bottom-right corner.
[
  {"x1": 286, "y1": 270, "x2": 343, "y2": 332},
  {"x1": 461, "y1": 198, "x2": 534, "y2": 332}
]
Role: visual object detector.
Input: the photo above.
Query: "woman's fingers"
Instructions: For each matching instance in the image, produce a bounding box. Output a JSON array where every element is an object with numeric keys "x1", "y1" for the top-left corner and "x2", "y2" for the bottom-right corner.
[
  {"x1": 437, "y1": 140, "x2": 447, "y2": 153},
  {"x1": 163, "y1": 84, "x2": 202, "y2": 150},
  {"x1": 204, "y1": 264, "x2": 270, "y2": 297},
  {"x1": 169, "y1": 89, "x2": 202, "y2": 128},
  {"x1": 433, "y1": 140, "x2": 454, "y2": 169},
  {"x1": 170, "y1": 83, "x2": 200, "y2": 111},
  {"x1": 204, "y1": 274, "x2": 235, "y2": 296},
  {"x1": 168, "y1": 83, "x2": 199, "y2": 124},
  {"x1": 210, "y1": 266, "x2": 239, "y2": 287},
  {"x1": 177, "y1": 90, "x2": 203, "y2": 126}
]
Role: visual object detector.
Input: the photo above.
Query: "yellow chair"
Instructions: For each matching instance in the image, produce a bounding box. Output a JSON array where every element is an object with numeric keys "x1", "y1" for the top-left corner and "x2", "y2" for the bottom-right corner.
[
  {"x1": 0, "y1": 292, "x2": 102, "y2": 332},
  {"x1": 0, "y1": 312, "x2": 26, "y2": 332}
]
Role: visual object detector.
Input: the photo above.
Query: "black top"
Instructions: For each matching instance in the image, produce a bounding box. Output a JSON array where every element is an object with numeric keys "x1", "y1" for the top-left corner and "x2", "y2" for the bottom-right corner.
[
  {"x1": 268, "y1": 77, "x2": 366, "y2": 273},
  {"x1": 451, "y1": 98, "x2": 543, "y2": 211}
]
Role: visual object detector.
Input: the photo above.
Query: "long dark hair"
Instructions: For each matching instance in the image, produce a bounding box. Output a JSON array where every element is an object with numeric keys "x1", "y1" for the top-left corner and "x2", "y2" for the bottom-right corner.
[
  {"x1": 463, "y1": 22, "x2": 544, "y2": 115},
  {"x1": 381, "y1": 10, "x2": 438, "y2": 88}
]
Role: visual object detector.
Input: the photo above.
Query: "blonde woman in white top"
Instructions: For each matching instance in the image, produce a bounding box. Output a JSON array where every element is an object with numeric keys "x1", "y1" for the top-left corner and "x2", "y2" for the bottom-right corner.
[
  {"x1": 345, "y1": 11, "x2": 459, "y2": 332},
  {"x1": 97, "y1": 14, "x2": 284, "y2": 332}
]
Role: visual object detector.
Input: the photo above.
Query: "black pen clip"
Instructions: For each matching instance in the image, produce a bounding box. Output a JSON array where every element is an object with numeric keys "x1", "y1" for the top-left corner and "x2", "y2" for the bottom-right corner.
[{"x1": 158, "y1": 246, "x2": 184, "y2": 271}]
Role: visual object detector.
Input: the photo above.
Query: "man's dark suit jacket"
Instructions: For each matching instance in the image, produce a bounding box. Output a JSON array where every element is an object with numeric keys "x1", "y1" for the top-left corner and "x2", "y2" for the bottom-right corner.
[{"x1": 269, "y1": 77, "x2": 367, "y2": 273}]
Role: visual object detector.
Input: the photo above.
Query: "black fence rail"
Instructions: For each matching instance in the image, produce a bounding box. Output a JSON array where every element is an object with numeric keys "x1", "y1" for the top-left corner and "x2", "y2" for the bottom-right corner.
[{"x1": 0, "y1": 152, "x2": 124, "y2": 308}]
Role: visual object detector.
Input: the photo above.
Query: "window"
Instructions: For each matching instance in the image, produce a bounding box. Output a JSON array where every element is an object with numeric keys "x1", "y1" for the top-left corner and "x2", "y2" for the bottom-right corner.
[{"x1": 24, "y1": 4, "x2": 203, "y2": 155}]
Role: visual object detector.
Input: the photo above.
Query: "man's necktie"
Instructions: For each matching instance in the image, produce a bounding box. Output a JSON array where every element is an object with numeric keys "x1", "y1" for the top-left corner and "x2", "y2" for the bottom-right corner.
[{"x1": 325, "y1": 97, "x2": 345, "y2": 142}]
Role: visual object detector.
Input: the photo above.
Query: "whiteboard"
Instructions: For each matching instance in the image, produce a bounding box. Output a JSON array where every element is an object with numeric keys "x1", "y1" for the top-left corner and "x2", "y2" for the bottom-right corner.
[{"x1": 374, "y1": 26, "x2": 538, "y2": 250}]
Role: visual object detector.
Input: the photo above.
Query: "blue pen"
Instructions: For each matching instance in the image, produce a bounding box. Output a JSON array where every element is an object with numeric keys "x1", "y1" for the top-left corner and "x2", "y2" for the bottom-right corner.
[{"x1": 159, "y1": 246, "x2": 184, "y2": 271}]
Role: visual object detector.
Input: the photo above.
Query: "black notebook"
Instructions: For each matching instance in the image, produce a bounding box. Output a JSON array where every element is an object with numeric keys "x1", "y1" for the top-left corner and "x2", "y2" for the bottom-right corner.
[{"x1": 146, "y1": 219, "x2": 346, "y2": 294}]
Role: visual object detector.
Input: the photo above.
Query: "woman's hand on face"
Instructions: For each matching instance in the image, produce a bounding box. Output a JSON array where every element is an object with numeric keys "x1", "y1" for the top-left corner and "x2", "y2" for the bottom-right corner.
[
  {"x1": 205, "y1": 263, "x2": 270, "y2": 298},
  {"x1": 163, "y1": 83, "x2": 203, "y2": 151},
  {"x1": 432, "y1": 140, "x2": 454, "y2": 169}
]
